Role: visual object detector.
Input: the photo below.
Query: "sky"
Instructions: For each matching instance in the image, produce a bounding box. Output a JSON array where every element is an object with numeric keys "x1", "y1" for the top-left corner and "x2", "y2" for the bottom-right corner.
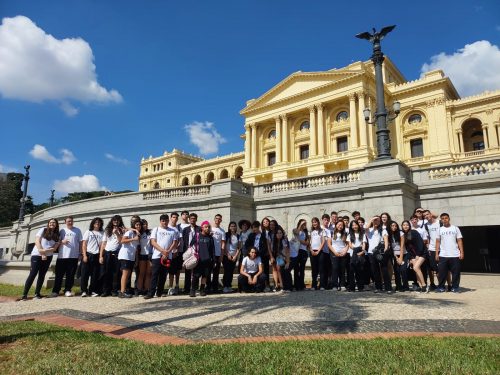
[{"x1": 0, "y1": 0, "x2": 499, "y2": 204}]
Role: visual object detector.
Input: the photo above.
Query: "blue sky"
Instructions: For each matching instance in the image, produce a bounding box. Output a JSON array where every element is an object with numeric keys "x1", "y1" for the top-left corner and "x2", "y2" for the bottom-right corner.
[{"x1": 1, "y1": 0, "x2": 499, "y2": 203}]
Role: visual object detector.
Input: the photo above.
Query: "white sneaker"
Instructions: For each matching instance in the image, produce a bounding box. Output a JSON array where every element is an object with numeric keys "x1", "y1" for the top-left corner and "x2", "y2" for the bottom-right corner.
[
  {"x1": 168, "y1": 288, "x2": 175, "y2": 296},
  {"x1": 173, "y1": 286, "x2": 179, "y2": 295},
  {"x1": 65, "y1": 291, "x2": 74, "y2": 297},
  {"x1": 320, "y1": 287, "x2": 325, "y2": 291},
  {"x1": 91, "y1": 292, "x2": 99, "y2": 297},
  {"x1": 81, "y1": 292, "x2": 87, "y2": 297}
]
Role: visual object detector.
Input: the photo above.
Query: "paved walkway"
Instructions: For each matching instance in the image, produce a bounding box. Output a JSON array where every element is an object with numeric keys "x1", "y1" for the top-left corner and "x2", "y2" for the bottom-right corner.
[{"x1": 1, "y1": 274, "x2": 499, "y2": 345}]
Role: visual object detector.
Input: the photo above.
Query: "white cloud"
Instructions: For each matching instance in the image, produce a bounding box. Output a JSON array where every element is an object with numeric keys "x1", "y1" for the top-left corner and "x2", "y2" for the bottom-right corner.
[
  {"x1": 53, "y1": 174, "x2": 106, "y2": 194},
  {"x1": 421, "y1": 40, "x2": 500, "y2": 97},
  {"x1": 184, "y1": 121, "x2": 226, "y2": 155},
  {"x1": 0, "y1": 15, "x2": 122, "y2": 115},
  {"x1": 105, "y1": 153, "x2": 131, "y2": 165},
  {"x1": 29, "y1": 144, "x2": 76, "y2": 164},
  {"x1": 0, "y1": 163, "x2": 17, "y2": 173}
]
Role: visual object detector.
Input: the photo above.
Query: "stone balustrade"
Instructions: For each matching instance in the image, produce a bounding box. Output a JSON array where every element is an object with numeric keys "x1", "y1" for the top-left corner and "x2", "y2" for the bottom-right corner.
[
  {"x1": 261, "y1": 170, "x2": 361, "y2": 194},
  {"x1": 143, "y1": 185, "x2": 211, "y2": 200},
  {"x1": 428, "y1": 160, "x2": 500, "y2": 180}
]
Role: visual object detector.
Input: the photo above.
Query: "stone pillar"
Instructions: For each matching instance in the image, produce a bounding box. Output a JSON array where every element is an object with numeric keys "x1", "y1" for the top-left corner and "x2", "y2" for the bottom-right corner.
[
  {"x1": 358, "y1": 92, "x2": 367, "y2": 147},
  {"x1": 309, "y1": 105, "x2": 317, "y2": 156},
  {"x1": 281, "y1": 114, "x2": 289, "y2": 162},
  {"x1": 251, "y1": 123, "x2": 257, "y2": 168},
  {"x1": 493, "y1": 121, "x2": 500, "y2": 148},
  {"x1": 482, "y1": 124, "x2": 490, "y2": 149},
  {"x1": 244, "y1": 124, "x2": 251, "y2": 169},
  {"x1": 275, "y1": 116, "x2": 282, "y2": 163},
  {"x1": 456, "y1": 130, "x2": 464, "y2": 153},
  {"x1": 349, "y1": 93, "x2": 358, "y2": 149},
  {"x1": 316, "y1": 103, "x2": 325, "y2": 156}
]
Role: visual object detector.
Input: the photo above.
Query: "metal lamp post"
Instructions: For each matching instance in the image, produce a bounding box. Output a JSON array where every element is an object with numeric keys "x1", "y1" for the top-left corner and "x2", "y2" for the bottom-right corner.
[
  {"x1": 356, "y1": 25, "x2": 400, "y2": 159},
  {"x1": 18, "y1": 165, "x2": 30, "y2": 222}
]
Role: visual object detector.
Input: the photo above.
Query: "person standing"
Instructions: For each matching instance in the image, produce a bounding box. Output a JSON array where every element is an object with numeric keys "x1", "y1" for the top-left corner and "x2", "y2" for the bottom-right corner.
[
  {"x1": 80, "y1": 217, "x2": 104, "y2": 297},
  {"x1": 210, "y1": 214, "x2": 226, "y2": 293},
  {"x1": 21, "y1": 219, "x2": 61, "y2": 300},
  {"x1": 190, "y1": 221, "x2": 215, "y2": 297},
  {"x1": 347, "y1": 220, "x2": 365, "y2": 292},
  {"x1": 169, "y1": 211, "x2": 190, "y2": 295},
  {"x1": 118, "y1": 220, "x2": 142, "y2": 298},
  {"x1": 50, "y1": 216, "x2": 82, "y2": 297},
  {"x1": 365, "y1": 216, "x2": 391, "y2": 294},
  {"x1": 181, "y1": 213, "x2": 200, "y2": 294},
  {"x1": 144, "y1": 214, "x2": 179, "y2": 299},
  {"x1": 296, "y1": 219, "x2": 309, "y2": 291},
  {"x1": 99, "y1": 215, "x2": 125, "y2": 297},
  {"x1": 423, "y1": 210, "x2": 440, "y2": 290},
  {"x1": 309, "y1": 217, "x2": 325, "y2": 290},
  {"x1": 329, "y1": 220, "x2": 349, "y2": 291},
  {"x1": 222, "y1": 221, "x2": 240, "y2": 293},
  {"x1": 435, "y1": 213, "x2": 464, "y2": 293}
]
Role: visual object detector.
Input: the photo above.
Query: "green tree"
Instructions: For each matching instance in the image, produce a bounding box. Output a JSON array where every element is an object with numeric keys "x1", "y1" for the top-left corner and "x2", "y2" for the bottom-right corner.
[{"x1": 0, "y1": 173, "x2": 23, "y2": 227}]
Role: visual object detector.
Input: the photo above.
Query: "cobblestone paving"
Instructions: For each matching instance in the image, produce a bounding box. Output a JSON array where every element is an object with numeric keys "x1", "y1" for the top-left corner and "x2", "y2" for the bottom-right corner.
[{"x1": 1, "y1": 274, "x2": 499, "y2": 342}]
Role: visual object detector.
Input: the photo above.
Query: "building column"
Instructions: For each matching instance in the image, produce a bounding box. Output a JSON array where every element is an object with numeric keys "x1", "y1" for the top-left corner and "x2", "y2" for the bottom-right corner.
[
  {"x1": 275, "y1": 116, "x2": 282, "y2": 163},
  {"x1": 456, "y1": 130, "x2": 464, "y2": 153},
  {"x1": 357, "y1": 92, "x2": 367, "y2": 147},
  {"x1": 316, "y1": 103, "x2": 325, "y2": 156},
  {"x1": 349, "y1": 93, "x2": 358, "y2": 149},
  {"x1": 493, "y1": 122, "x2": 500, "y2": 148},
  {"x1": 251, "y1": 123, "x2": 257, "y2": 168},
  {"x1": 244, "y1": 124, "x2": 251, "y2": 169},
  {"x1": 482, "y1": 124, "x2": 490, "y2": 149},
  {"x1": 281, "y1": 114, "x2": 289, "y2": 162},
  {"x1": 309, "y1": 105, "x2": 317, "y2": 157}
]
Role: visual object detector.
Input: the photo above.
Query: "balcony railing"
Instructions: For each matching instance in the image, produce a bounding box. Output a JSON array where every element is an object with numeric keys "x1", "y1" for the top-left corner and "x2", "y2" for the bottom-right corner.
[
  {"x1": 428, "y1": 160, "x2": 500, "y2": 180},
  {"x1": 261, "y1": 170, "x2": 361, "y2": 194},
  {"x1": 143, "y1": 185, "x2": 210, "y2": 200},
  {"x1": 463, "y1": 150, "x2": 485, "y2": 157}
]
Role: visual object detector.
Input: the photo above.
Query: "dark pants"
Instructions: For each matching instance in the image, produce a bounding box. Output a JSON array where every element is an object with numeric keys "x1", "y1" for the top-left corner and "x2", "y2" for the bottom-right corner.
[
  {"x1": 438, "y1": 257, "x2": 461, "y2": 289},
  {"x1": 183, "y1": 268, "x2": 192, "y2": 293},
  {"x1": 23, "y1": 255, "x2": 53, "y2": 296},
  {"x1": 310, "y1": 253, "x2": 321, "y2": 289},
  {"x1": 348, "y1": 252, "x2": 365, "y2": 291},
  {"x1": 368, "y1": 253, "x2": 392, "y2": 291},
  {"x1": 192, "y1": 261, "x2": 212, "y2": 291},
  {"x1": 238, "y1": 272, "x2": 266, "y2": 292},
  {"x1": 319, "y1": 252, "x2": 331, "y2": 289},
  {"x1": 209, "y1": 256, "x2": 222, "y2": 291},
  {"x1": 331, "y1": 254, "x2": 348, "y2": 288},
  {"x1": 222, "y1": 256, "x2": 237, "y2": 288},
  {"x1": 261, "y1": 256, "x2": 270, "y2": 285},
  {"x1": 392, "y1": 254, "x2": 409, "y2": 291},
  {"x1": 295, "y1": 250, "x2": 308, "y2": 290},
  {"x1": 284, "y1": 256, "x2": 298, "y2": 291},
  {"x1": 149, "y1": 258, "x2": 167, "y2": 297},
  {"x1": 52, "y1": 257, "x2": 79, "y2": 294},
  {"x1": 80, "y1": 253, "x2": 101, "y2": 294},
  {"x1": 102, "y1": 250, "x2": 120, "y2": 294}
]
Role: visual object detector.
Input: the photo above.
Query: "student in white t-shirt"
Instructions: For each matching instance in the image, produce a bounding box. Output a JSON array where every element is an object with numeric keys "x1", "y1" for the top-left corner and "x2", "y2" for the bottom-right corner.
[
  {"x1": 168, "y1": 211, "x2": 190, "y2": 295},
  {"x1": 209, "y1": 214, "x2": 226, "y2": 293},
  {"x1": 364, "y1": 216, "x2": 391, "y2": 293},
  {"x1": 238, "y1": 247, "x2": 266, "y2": 292},
  {"x1": 309, "y1": 217, "x2": 325, "y2": 290},
  {"x1": 222, "y1": 221, "x2": 240, "y2": 293},
  {"x1": 347, "y1": 220, "x2": 366, "y2": 292},
  {"x1": 80, "y1": 217, "x2": 104, "y2": 297},
  {"x1": 423, "y1": 210, "x2": 441, "y2": 289},
  {"x1": 99, "y1": 215, "x2": 126, "y2": 297},
  {"x1": 296, "y1": 219, "x2": 310, "y2": 291},
  {"x1": 117, "y1": 219, "x2": 141, "y2": 298},
  {"x1": 387, "y1": 221, "x2": 408, "y2": 292},
  {"x1": 50, "y1": 216, "x2": 83, "y2": 297},
  {"x1": 435, "y1": 213, "x2": 464, "y2": 292},
  {"x1": 328, "y1": 220, "x2": 349, "y2": 291},
  {"x1": 135, "y1": 219, "x2": 152, "y2": 296},
  {"x1": 21, "y1": 219, "x2": 61, "y2": 300}
]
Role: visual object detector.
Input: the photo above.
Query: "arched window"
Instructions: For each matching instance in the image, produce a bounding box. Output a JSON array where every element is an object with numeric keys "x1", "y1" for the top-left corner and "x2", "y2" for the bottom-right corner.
[
  {"x1": 153, "y1": 182, "x2": 160, "y2": 189},
  {"x1": 193, "y1": 175, "x2": 202, "y2": 185},
  {"x1": 268, "y1": 129, "x2": 276, "y2": 139},
  {"x1": 181, "y1": 177, "x2": 189, "y2": 186},
  {"x1": 336, "y1": 111, "x2": 349, "y2": 122},
  {"x1": 219, "y1": 169, "x2": 229, "y2": 179},
  {"x1": 299, "y1": 121, "x2": 310, "y2": 131},
  {"x1": 206, "y1": 172, "x2": 215, "y2": 183},
  {"x1": 462, "y1": 118, "x2": 484, "y2": 152},
  {"x1": 408, "y1": 114, "x2": 422, "y2": 124},
  {"x1": 234, "y1": 166, "x2": 243, "y2": 180}
]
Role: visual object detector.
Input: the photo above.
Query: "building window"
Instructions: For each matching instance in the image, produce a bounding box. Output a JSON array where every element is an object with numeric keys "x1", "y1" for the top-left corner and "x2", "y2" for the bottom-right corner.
[
  {"x1": 408, "y1": 114, "x2": 422, "y2": 124},
  {"x1": 473, "y1": 141, "x2": 485, "y2": 151},
  {"x1": 167, "y1": 179, "x2": 170, "y2": 183},
  {"x1": 299, "y1": 145, "x2": 309, "y2": 160},
  {"x1": 268, "y1": 130, "x2": 276, "y2": 139},
  {"x1": 337, "y1": 136, "x2": 348, "y2": 152},
  {"x1": 410, "y1": 138, "x2": 424, "y2": 158},
  {"x1": 168, "y1": 162, "x2": 172, "y2": 166},
  {"x1": 336, "y1": 111, "x2": 349, "y2": 122},
  {"x1": 143, "y1": 184, "x2": 147, "y2": 188},
  {"x1": 145, "y1": 168, "x2": 148, "y2": 172},
  {"x1": 153, "y1": 182, "x2": 160, "y2": 189},
  {"x1": 268, "y1": 152, "x2": 276, "y2": 166},
  {"x1": 299, "y1": 121, "x2": 310, "y2": 131}
]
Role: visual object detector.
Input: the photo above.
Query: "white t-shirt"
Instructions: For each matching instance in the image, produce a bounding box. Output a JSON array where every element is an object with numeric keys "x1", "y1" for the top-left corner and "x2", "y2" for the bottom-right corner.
[
  {"x1": 366, "y1": 228, "x2": 388, "y2": 253},
  {"x1": 151, "y1": 226, "x2": 179, "y2": 260},
  {"x1": 310, "y1": 229, "x2": 323, "y2": 250},
  {"x1": 321, "y1": 228, "x2": 332, "y2": 253},
  {"x1": 438, "y1": 225, "x2": 463, "y2": 258},
  {"x1": 413, "y1": 226, "x2": 429, "y2": 242},
  {"x1": 348, "y1": 232, "x2": 364, "y2": 256},
  {"x1": 426, "y1": 221, "x2": 440, "y2": 252},
  {"x1": 140, "y1": 233, "x2": 151, "y2": 255},
  {"x1": 32, "y1": 228, "x2": 57, "y2": 257},
  {"x1": 177, "y1": 223, "x2": 190, "y2": 251},
  {"x1": 83, "y1": 230, "x2": 103, "y2": 255},
  {"x1": 58, "y1": 227, "x2": 83, "y2": 258},
  {"x1": 253, "y1": 233, "x2": 262, "y2": 249},
  {"x1": 390, "y1": 231, "x2": 405, "y2": 256},
  {"x1": 212, "y1": 227, "x2": 225, "y2": 257},
  {"x1": 227, "y1": 233, "x2": 239, "y2": 257},
  {"x1": 417, "y1": 219, "x2": 428, "y2": 228},
  {"x1": 118, "y1": 230, "x2": 139, "y2": 261},
  {"x1": 103, "y1": 231, "x2": 122, "y2": 252},
  {"x1": 242, "y1": 256, "x2": 261, "y2": 273},
  {"x1": 298, "y1": 231, "x2": 308, "y2": 251},
  {"x1": 331, "y1": 231, "x2": 346, "y2": 254},
  {"x1": 239, "y1": 230, "x2": 250, "y2": 247}
]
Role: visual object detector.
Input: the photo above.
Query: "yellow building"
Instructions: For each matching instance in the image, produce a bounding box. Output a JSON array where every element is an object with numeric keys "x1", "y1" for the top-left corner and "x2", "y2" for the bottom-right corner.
[{"x1": 139, "y1": 57, "x2": 500, "y2": 189}]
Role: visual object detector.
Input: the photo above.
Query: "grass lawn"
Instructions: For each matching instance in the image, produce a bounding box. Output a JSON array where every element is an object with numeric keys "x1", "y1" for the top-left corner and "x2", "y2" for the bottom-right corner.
[
  {"x1": 0, "y1": 283, "x2": 52, "y2": 298},
  {"x1": 0, "y1": 321, "x2": 499, "y2": 374}
]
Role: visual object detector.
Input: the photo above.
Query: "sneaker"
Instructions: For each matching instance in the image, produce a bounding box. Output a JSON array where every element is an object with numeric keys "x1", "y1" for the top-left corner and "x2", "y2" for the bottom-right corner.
[
  {"x1": 374, "y1": 289, "x2": 380, "y2": 294},
  {"x1": 143, "y1": 294, "x2": 153, "y2": 300},
  {"x1": 430, "y1": 284, "x2": 437, "y2": 291},
  {"x1": 173, "y1": 286, "x2": 179, "y2": 295},
  {"x1": 48, "y1": 292, "x2": 59, "y2": 298},
  {"x1": 91, "y1": 292, "x2": 99, "y2": 297},
  {"x1": 200, "y1": 288, "x2": 207, "y2": 297},
  {"x1": 275, "y1": 287, "x2": 282, "y2": 292},
  {"x1": 111, "y1": 292, "x2": 119, "y2": 297},
  {"x1": 386, "y1": 290, "x2": 393, "y2": 295},
  {"x1": 64, "y1": 291, "x2": 74, "y2": 297},
  {"x1": 435, "y1": 287, "x2": 446, "y2": 293},
  {"x1": 168, "y1": 288, "x2": 175, "y2": 296},
  {"x1": 320, "y1": 287, "x2": 325, "y2": 291},
  {"x1": 100, "y1": 292, "x2": 111, "y2": 297},
  {"x1": 450, "y1": 288, "x2": 460, "y2": 293},
  {"x1": 81, "y1": 292, "x2": 87, "y2": 298},
  {"x1": 189, "y1": 289, "x2": 196, "y2": 297},
  {"x1": 425, "y1": 285, "x2": 430, "y2": 294},
  {"x1": 20, "y1": 295, "x2": 28, "y2": 301},
  {"x1": 264, "y1": 286, "x2": 271, "y2": 293},
  {"x1": 119, "y1": 292, "x2": 133, "y2": 299},
  {"x1": 34, "y1": 294, "x2": 42, "y2": 300}
]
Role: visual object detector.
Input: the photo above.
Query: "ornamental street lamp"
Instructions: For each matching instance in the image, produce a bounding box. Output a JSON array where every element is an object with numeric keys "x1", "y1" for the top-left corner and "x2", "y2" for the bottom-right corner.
[
  {"x1": 356, "y1": 25, "x2": 400, "y2": 159},
  {"x1": 18, "y1": 165, "x2": 30, "y2": 222}
]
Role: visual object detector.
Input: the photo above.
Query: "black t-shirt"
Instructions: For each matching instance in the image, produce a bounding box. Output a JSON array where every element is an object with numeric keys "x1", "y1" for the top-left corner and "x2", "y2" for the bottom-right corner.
[
  {"x1": 194, "y1": 233, "x2": 214, "y2": 263},
  {"x1": 406, "y1": 229, "x2": 425, "y2": 257}
]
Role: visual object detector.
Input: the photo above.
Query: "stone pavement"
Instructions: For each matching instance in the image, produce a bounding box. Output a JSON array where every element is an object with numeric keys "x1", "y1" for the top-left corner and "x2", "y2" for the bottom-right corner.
[{"x1": 1, "y1": 274, "x2": 499, "y2": 345}]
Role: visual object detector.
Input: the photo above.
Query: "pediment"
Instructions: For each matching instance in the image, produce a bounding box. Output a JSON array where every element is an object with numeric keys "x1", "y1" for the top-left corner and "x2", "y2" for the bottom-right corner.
[{"x1": 241, "y1": 70, "x2": 363, "y2": 114}]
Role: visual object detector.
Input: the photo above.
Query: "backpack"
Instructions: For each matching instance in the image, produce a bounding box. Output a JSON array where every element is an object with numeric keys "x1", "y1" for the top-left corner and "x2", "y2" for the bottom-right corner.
[{"x1": 182, "y1": 233, "x2": 199, "y2": 270}]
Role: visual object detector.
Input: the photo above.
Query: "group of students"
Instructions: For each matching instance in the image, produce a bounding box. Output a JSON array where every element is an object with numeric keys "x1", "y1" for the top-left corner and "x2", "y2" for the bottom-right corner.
[{"x1": 21, "y1": 207, "x2": 464, "y2": 300}]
